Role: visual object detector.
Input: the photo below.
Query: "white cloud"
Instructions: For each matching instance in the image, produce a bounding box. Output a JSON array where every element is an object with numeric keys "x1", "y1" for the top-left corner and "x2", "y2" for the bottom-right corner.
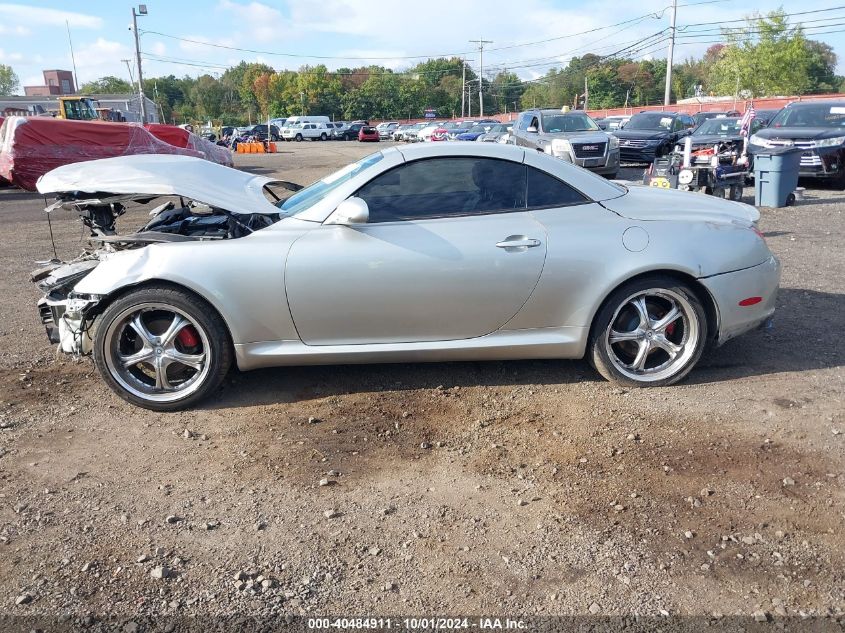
[
  {"x1": 179, "y1": 34, "x2": 236, "y2": 53},
  {"x1": 218, "y1": 0, "x2": 283, "y2": 43},
  {"x1": 151, "y1": 41, "x2": 167, "y2": 56},
  {"x1": 0, "y1": 23, "x2": 30, "y2": 36},
  {"x1": 0, "y1": 3, "x2": 102, "y2": 28},
  {"x1": 0, "y1": 48, "x2": 24, "y2": 63}
]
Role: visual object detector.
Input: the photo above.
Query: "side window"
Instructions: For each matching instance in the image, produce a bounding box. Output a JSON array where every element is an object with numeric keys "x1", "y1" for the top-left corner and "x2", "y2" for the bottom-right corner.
[
  {"x1": 517, "y1": 113, "x2": 530, "y2": 131},
  {"x1": 526, "y1": 167, "x2": 589, "y2": 209},
  {"x1": 356, "y1": 158, "x2": 527, "y2": 223}
]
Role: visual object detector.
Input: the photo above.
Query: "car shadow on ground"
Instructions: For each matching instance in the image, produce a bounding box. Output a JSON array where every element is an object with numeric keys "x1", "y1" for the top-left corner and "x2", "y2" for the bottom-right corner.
[
  {"x1": 205, "y1": 287, "x2": 843, "y2": 409},
  {"x1": 692, "y1": 287, "x2": 844, "y2": 383},
  {"x1": 207, "y1": 358, "x2": 598, "y2": 409}
]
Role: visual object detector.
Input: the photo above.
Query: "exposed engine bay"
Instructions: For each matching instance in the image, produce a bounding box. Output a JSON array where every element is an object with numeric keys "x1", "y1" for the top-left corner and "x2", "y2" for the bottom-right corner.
[
  {"x1": 644, "y1": 136, "x2": 751, "y2": 200},
  {"x1": 32, "y1": 181, "x2": 300, "y2": 355}
]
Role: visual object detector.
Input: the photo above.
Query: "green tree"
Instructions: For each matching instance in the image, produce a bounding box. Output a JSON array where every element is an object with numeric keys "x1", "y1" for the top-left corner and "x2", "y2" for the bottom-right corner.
[
  {"x1": 79, "y1": 75, "x2": 133, "y2": 93},
  {"x1": 191, "y1": 74, "x2": 225, "y2": 120},
  {"x1": 0, "y1": 64, "x2": 19, "y2": 95},
  {"x1": 708, "y1": 9, "x2": 816, "y2": 97}
]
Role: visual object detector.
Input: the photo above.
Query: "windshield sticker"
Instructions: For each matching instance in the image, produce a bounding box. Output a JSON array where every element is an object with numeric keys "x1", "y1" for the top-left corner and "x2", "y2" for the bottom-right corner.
[
  {"x1": 831, "y1": 107, "x2": 845, "y2": 114},
  {"x1": 660, "y1": 117, "x2": 672, "y2": 127}
]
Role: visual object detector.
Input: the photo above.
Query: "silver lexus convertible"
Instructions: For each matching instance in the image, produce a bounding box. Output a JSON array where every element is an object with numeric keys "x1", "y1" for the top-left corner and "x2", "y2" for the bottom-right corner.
[{"x1": 33, "y1": 143, "x2": 780, "y2": 410}]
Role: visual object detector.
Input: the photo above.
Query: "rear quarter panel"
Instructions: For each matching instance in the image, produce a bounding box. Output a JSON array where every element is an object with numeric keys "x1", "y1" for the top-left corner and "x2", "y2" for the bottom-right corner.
[{"x1": 506, "y1": 204, "x2": 769, "y2": 337}]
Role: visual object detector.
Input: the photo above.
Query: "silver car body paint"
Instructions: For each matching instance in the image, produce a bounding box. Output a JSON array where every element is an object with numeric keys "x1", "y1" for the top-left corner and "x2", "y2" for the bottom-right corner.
[{"x1": 67, "y1": 143, "x2": 779, "y2": 372}]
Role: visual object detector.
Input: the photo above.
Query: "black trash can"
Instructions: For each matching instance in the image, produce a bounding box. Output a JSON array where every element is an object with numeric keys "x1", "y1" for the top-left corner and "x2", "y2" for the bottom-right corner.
[{"x1": 753, "y1": 147, "x2": 803, "y2": 208}]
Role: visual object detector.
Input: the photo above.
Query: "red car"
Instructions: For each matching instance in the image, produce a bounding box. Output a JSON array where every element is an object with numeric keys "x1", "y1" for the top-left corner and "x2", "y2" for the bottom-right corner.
[
  {"x1": 358, "y1": 126, "x2": 380, "y2": 142},
  {"x1": 430, "y1": 127, "x2": 449, "y2": 142}
]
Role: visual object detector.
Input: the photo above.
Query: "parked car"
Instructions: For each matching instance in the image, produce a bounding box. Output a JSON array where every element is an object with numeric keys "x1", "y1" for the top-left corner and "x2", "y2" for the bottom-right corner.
[
  {"x1": 243, "y1": 124, "x2": 280, "y2": 141},
  {"x1": 751, "y1": 108, "x2": 781, "y2": 127},
  {"x1": 376, "y1": 122, "x2": 399, "y2": 139},
  {"x1": 749, "y1": 100, "x2": 845, "y2": 186},
  {"x1": 280, "y1": 122, "x2": 330, "y2": 142},
  {"x1": 613, "y1": 112, "x2": 695, "y2": 163},
  {"x1": 691, "y1": 111, "x2": 740, "y2": 127},
  {"x1": 336, "y1": 122, "x2": 364, "y2": 140},
  {"x1": 683, "y1": 117, "x2": 763, "y2": 149},
  {"x1": 402, "y1": 122, "x2": 431, "y2": 142},
  {"x1": 477, "y1": 123, "x2": 512, "y2": 143},
  {"x1": 392, "y1": 124, "x2": 412, "y2": 141},
  {"x1": 595, "y1": 115, "x2": 629, "y2": 131},
  {"x1": 358, "y1": 126, "x2": 380, "y2": 142},
  {"x1": 33, "y1": 146, "x2": 780, "y2": 409},
  {"x1": 416, "y1": 122, "x2": 443, "y2": 142},
  {"x1": 323, "y1": 122, "x2": 345, "y2": 139},
  {"x1": 513, "y1": 109, "x2": 620, "y2": 177},
  {"x1": 456, "y1": 123, "x2": 493, "y2": 141}
]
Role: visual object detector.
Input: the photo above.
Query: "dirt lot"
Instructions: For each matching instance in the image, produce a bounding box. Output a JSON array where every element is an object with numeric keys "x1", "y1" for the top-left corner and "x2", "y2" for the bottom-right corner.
[{"x1": 0, "y1": 141, "x2": 843, "y2": 626}]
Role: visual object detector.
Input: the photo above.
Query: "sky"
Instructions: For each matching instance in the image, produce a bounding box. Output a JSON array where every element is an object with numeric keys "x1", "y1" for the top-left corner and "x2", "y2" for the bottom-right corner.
[{"x1": 1, "y1": 0, "x2": 843, "y2": 92}]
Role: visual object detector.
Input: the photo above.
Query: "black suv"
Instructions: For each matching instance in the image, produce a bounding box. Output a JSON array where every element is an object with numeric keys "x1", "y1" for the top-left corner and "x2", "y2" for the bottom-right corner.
[
  {"x1": 339, "y1": 123, "x2": 365, "y2": 140},
  {"x1": 748, "y1": 101, "x2": 845, "y2": 186},
  {"x1": 244, "y1": 124, "x2": 280, "y2": 141},
  {"x1": 612, "y1": 112, "x2": 695, "y2": 163}
]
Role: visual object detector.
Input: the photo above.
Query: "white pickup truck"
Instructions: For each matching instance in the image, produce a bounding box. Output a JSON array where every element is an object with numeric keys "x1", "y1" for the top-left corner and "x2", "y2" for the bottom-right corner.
[{"x1": 281, "y1": 122, "x2": 330, "y2": 142}]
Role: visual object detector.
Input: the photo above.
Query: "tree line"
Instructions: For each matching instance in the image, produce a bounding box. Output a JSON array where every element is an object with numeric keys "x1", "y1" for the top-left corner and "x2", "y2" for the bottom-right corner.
[{"x1": 2, "y1": 10, "x2": 841, "y2": 124}]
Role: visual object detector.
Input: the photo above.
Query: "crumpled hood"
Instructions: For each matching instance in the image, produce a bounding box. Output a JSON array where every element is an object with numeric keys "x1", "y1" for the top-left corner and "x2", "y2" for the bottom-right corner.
[
  {"x1": 685, "y1": 134, "x2": 743, "y2": 146},
  {"x1": 603, "y1": 185, "x2": 759, "y2": 224},
  {"x1": 37, "y1": 153, "x2": 281, "y2": 215}
]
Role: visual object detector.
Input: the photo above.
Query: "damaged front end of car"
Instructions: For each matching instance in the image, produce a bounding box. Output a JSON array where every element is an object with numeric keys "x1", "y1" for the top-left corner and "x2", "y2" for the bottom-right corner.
[{"x1": 31, "y1": 155, "x2": 300, "y2": 356}]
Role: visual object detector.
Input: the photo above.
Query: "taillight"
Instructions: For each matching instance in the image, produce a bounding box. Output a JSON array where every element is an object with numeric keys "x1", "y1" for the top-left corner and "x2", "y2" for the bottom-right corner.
[{"x1": 750, "y1": 225, "x2": 766, "y2": 241}]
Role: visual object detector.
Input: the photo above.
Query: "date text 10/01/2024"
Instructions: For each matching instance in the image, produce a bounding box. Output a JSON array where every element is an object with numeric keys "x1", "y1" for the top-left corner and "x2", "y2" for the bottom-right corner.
[{"x1": 307, "y1": 618, "x2": 527, "y2": 630}]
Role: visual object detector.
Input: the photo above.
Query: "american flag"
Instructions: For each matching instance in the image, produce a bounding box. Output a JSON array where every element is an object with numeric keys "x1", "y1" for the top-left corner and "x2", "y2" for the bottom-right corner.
[{"x1": 739, "y1": 104, "x2": 756, "y2": 137}]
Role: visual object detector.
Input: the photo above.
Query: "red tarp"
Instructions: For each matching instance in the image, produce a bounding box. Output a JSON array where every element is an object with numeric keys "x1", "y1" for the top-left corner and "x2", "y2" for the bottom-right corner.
[{"x1": 0, "y1": 117, "x2": 232, "y2": 191}]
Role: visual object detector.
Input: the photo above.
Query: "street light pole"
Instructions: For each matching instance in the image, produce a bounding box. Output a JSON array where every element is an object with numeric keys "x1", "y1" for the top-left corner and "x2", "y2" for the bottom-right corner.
[
  {"x1": 663, "y1": 0, "x2": 677, "y2": 106},
  {"x1": 131, "y1": 4, "x2": 148, "y2": 123},
  {"x1": 469, "y1": 38, "x2": 492, "y2": 117}
]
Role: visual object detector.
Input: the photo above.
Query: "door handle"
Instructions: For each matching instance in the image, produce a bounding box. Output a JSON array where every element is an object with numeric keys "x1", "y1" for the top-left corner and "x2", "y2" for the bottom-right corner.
[{"x1": 496, "y1": 237, "x2": 542, "y2": 249}]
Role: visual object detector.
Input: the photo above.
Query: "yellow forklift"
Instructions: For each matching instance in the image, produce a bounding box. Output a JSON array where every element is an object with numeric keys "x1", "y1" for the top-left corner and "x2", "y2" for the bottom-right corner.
[{"x1": 55, "y1": 96, "x2": 99, "y2": 121}]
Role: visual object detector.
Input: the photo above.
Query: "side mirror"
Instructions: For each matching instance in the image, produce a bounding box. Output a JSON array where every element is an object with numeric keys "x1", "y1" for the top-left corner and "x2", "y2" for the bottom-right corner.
[
  {"x1": 327, "y1": 197, "x2": 369, "y2": 226},
  {"x1": 526, "y1": 126, "x2": 538, "y2": 133}
]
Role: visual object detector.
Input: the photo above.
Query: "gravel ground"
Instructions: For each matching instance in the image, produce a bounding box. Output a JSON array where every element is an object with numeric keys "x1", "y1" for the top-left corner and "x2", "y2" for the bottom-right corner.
[{"x1": 0, "y1": 141, "x2": 843, "y2": 627}]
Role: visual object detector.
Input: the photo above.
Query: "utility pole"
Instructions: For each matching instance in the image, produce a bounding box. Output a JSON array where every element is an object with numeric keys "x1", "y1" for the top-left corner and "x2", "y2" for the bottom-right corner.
[
  {"x1": 461, "y1": 61, "x2": 466, "y2": 118},
  {"x1": 65, "y1": 20, "x2": 79, "y2": 93},
  {"x1": 469, "y1": 38, "x2": 492, "y2": 116},
  {"x1": 131, "y1": 5, "x2": 148, "y2": 123},
  {"x1": 663, "y1": 0, "x2": 677, "y2": 106},
  {"x1": 583, "y1": 76, "x2": 589, "y2": 111}
]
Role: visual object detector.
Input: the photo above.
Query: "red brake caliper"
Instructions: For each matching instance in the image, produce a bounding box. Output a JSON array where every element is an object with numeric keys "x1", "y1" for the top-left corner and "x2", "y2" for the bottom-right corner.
[{"x1": 176, "y1": 325, "x2": 200, "y2": 348}]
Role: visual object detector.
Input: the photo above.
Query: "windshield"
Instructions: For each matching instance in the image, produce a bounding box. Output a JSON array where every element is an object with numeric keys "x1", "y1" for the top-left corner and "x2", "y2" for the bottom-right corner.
[
  {"x1": 541, "y1": 113, "x2": 599, "y2": 133},
  {"x1": 277, "y1": 152, "x2": 384, "y2": 216},
  {"x1": 769, "y1": 104, "x2": 845, "y2": 128},
  {"x1": 488, "y1": 124, "x2": 508, "y2": 133},
  {"x1": 625, "y1": 113, "x2": 675, "y2": 130},
  {"x1": 694, "y1": 118, "x2": 741, "y2": 136}
]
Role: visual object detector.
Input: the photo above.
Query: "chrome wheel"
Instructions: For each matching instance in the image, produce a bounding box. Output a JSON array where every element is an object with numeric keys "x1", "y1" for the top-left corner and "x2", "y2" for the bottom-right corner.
[
  {"x1": 604, "y1": 288, "x2": 700, "y2": 383},
  {"x1": 103, "y1": 303, "x2": 211, "y2": 403}
]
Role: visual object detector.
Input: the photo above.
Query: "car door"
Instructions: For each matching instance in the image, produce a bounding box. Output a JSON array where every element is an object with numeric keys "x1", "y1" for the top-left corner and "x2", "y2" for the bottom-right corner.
[{"x1": 285, "y1": 156, "x2": 547, "y2": 345}]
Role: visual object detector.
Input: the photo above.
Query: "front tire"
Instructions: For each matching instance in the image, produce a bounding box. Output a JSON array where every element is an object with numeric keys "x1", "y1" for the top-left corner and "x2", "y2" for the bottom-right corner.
[
  {"x1": 93, "y1": 285, "x2": 232, "y2": 411},
  {"x1": 295, "y1": 133, "x2": 303, "y2": 142},
  {"x1": 589, "y1": 276, "x2": 707, "y2": 387}
]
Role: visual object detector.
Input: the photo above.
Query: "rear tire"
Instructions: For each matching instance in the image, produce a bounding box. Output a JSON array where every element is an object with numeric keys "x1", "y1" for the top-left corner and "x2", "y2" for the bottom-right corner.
[
  {"x1": 320, "y1": 133, "x2": 327, "y2": 141},
  {"x1": 93, "y1": 285, "x2": 232, "y2": 411},
  {"x1": 588, "y1": 275, "x2": 708, "y2": 387}
]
